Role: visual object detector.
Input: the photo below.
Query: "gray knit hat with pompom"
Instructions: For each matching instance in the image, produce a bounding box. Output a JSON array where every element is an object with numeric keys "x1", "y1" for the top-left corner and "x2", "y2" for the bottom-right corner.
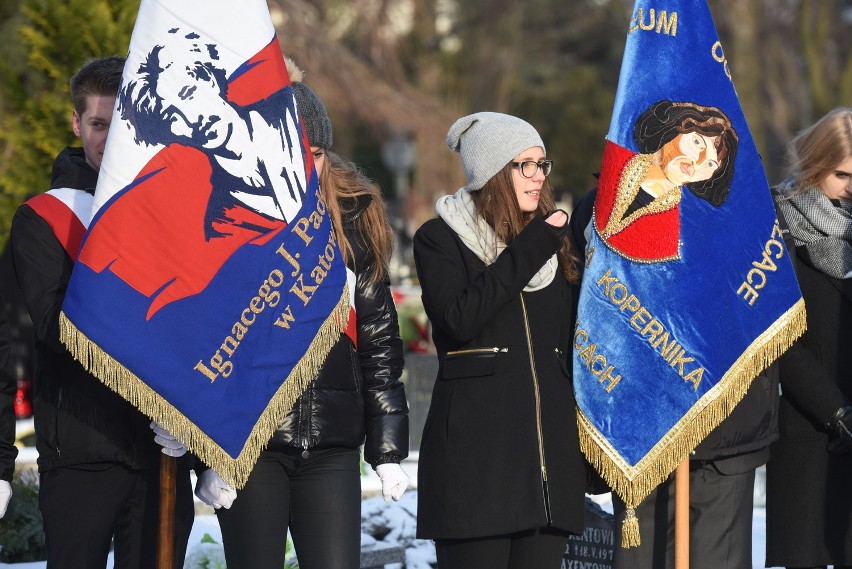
[{"x1": 446, "y1": 112, "x2": 545, "y2": 191}]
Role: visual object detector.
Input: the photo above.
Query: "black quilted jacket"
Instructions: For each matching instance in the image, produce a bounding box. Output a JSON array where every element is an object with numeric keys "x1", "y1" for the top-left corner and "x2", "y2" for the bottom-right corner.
[{"x1": 269, "y1": 199, "x2": 409, "y2": 467}]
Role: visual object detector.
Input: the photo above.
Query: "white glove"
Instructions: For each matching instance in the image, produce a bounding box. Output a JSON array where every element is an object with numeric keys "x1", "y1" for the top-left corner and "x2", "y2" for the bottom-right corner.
[
  {"x1": 0, "y1": 480, "x2": 11, "y2": 518},
  {"x1": 375, "y1": 463, "x2": 409, "y2": 503},
  {"x1": 195, "y1": 469, "x2": 237, "y2": 509},
  {"x1": 150, "y1": 421, "x2": 187, "y2": 457}
]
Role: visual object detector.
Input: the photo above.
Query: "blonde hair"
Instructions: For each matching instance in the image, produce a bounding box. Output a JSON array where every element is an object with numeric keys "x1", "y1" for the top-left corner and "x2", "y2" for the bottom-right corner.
[
  {"x1": 470, "y1": 163, "x2": 581, "y2": 284},
  {"x1": 785, "y1": 107, "x2": 852, "y2": 195},
  {"x1": 318, "y1": 151, "x2": 394, "y2": 283}
]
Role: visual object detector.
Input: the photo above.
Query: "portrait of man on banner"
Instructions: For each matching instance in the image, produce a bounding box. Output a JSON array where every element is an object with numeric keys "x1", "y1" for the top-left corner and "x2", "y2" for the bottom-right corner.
[{"x1": 79, "y1": 29, "x2": 309, "y2": 320}]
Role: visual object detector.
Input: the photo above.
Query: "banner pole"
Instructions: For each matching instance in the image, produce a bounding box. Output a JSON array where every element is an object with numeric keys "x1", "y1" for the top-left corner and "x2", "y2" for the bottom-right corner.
[
  {"x1": 674, "y1": 458, "x2": 689, "y2": 569},
  {"x1": 157, "y1": 454, "x2": 176, "y2": 569}
]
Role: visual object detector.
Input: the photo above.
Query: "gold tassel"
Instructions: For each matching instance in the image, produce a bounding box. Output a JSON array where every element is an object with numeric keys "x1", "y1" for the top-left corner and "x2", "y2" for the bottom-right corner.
[{"x1": 621, "y1": 507, "x2": 641, "y2": 548}]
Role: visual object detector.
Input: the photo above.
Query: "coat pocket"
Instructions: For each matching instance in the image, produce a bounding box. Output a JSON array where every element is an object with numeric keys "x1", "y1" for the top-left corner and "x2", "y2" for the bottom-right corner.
[
  {"x1": 441, "y1": 347, "x2": 506, "y2": 379},
  {"x1": 555, "y1": 347, "x2": 571, "y2": 378}
]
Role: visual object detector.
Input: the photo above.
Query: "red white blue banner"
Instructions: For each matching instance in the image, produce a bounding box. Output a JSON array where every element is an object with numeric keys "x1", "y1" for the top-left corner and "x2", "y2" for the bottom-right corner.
[
  {"x1": 60, "y1": 0, "x2": 349, "y2": 487},
  {"x1": 572, "y1": 0, "x2": 805, "y2": 544}
]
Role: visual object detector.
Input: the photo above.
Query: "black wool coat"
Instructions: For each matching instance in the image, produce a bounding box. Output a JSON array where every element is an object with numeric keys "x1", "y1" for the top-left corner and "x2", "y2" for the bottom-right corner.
[
  {"x1": 413, "y1": 215, "x2": 586, "y2": 540},
  {"x1": 765, "y1": 244, "x2": 852, "y2": 567}
]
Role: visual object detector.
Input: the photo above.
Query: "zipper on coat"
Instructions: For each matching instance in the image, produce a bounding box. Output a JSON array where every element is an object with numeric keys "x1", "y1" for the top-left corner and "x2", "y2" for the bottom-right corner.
[
  {"x1": 445, "y1": 347, "x2": 508, "y2": 356},
  {"x1": 520, "y1": 294, "x2": 552, "y2": 524},
  {"x1": 299, "y1": 390, "x2": 311, "y2": 458},
  {"x1": 56, "y1": 387, "x2": 62, "y2": 458}
]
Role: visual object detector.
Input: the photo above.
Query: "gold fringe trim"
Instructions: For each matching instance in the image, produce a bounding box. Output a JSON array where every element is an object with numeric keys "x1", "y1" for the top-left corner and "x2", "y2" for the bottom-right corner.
[
  {"x1": 60, "y1": 281, "x2": 352, "y2": 489},
  {"x1": 579, "y1": 297, "x2": 806, "y2": 546}
]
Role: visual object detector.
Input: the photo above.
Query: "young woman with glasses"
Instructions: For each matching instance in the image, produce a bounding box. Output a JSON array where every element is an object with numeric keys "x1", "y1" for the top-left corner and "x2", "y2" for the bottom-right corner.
[{"x1": 413, "y1": 112, "x2": 586, "y2": 569}]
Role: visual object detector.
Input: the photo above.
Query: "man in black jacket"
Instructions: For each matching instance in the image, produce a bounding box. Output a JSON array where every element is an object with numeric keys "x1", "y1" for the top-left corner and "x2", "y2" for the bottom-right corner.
[
  {"x1": 569, "y1": 187, "x2": 780, "y2": 569},
  {"x1": 9, "y1": 56, "x2": 194, "y2": 569}
]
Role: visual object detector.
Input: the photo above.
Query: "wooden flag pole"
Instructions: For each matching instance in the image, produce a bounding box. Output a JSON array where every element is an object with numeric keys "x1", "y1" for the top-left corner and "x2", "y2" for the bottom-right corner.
[
  {"x1": 157, "y1": 454, "x2": 177, "y2": 569},
  {"x1": 674, "y1": 458, "x2": 689, "y2": 569}
]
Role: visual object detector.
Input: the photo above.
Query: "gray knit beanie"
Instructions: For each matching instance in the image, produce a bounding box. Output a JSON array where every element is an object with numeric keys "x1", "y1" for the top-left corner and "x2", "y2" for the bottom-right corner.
[
  {"x1": 291, "y1": 82, "x2": 333, "y2": 149},
  {"x1": 446, "y1": 112, "x2": 545, "y2": 191}
]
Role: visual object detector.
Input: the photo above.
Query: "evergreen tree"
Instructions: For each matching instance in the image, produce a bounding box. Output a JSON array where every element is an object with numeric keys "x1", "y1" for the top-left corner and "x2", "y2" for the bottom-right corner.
[
  {"x1": 0, "y1": 0, "x2": 138, "y2": 247},
  {"x1": 0, "y1": 474, "x2": 45, "y2": 562}
]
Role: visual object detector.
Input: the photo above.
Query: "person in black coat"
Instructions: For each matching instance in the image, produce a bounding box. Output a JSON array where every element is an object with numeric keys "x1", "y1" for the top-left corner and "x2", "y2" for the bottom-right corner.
[
  {"x1": 768, "y1": 107, "x2": 852, "y2": 569},
  {"x1": 10, "y1": 56, "x2": 195, "y2": 569},
  {"x1": 197, "y1": 59, "x2": 410, "y2": 569},
  {"x1": 569, "y1": 186, "x2": 782, "y2": 569},
  {"x1": 413, "y1": 112, "x2": 586, "y2": 569}
]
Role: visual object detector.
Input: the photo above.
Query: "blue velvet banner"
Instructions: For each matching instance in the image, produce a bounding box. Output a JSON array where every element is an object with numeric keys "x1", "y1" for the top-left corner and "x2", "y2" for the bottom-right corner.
[{"x1": 572, "y1": 0, "x2": 805, "y2": 539}]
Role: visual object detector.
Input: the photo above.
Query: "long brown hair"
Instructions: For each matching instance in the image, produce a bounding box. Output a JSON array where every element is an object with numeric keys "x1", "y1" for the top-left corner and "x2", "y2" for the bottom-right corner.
[
  {"x1": 318, "y1": 151, "x2": 394, "y2": 283},
  {"x1": 470, "y1": 163, "x2": 581, "y2": 284}
]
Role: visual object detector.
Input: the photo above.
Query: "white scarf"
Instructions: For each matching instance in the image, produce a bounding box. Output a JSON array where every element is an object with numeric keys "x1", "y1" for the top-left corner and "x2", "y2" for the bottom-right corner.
[{"x1": 435, "y1": 188, "x2": 558, "y2": 292}]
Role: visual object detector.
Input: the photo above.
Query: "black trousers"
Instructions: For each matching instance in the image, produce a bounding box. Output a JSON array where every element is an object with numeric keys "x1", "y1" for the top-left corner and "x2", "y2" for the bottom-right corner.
[
  {"x1": 612, "y1": 460, "x2": 756, "y2": 569},
  {"x1": 217, "y1": 446, "x2": 361, "y2": 569},
  {"x1": 435, "y1": 528, "x2": 570, "y2": 569},
  {"x1": 39, "y1": 463, "x2": 194, "y2": 569}
]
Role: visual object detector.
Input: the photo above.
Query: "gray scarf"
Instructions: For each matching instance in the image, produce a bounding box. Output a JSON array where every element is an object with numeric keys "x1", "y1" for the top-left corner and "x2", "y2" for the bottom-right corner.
[
  {"x1": 774, "y1": 179, "x2": 852, "y2": 279},
  {"x1": 435, "y1": 188, "x2": 557, "y2": 291}
]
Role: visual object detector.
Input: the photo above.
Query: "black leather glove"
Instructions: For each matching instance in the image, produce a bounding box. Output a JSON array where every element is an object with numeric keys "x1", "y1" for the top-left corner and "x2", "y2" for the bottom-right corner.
[{"x1": 826, "y1": 405, "x2": 852, "y2": 455}]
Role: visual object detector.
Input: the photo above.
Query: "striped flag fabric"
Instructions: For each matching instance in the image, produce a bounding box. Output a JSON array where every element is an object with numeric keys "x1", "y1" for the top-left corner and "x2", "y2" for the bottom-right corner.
[{"x1": 60, "y1": 0, "x2": 350, "y2": 488}]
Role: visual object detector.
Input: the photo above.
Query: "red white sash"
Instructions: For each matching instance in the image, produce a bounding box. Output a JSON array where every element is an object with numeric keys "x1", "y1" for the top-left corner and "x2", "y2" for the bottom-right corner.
[{"x1": 25, "y1": 189, "x2": 93, "y2": 261}]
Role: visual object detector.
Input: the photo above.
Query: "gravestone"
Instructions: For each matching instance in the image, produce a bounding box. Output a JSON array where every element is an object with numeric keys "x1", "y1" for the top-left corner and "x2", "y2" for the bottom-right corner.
[
  {"x1": 403, "y1": 353, "x2": 438, "y2": 451},
  {"x1": 360, "y1": 540, "x2": 405, "y2": 568},
  {"x1": 562, "y1": 497, "x2": 615, "y2": 569}
]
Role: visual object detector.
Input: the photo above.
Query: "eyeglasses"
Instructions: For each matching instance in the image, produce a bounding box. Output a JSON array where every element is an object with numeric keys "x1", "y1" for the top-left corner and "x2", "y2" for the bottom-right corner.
[{"x1": 511, "y1": 160, "x2": 553, "y2": 178}]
